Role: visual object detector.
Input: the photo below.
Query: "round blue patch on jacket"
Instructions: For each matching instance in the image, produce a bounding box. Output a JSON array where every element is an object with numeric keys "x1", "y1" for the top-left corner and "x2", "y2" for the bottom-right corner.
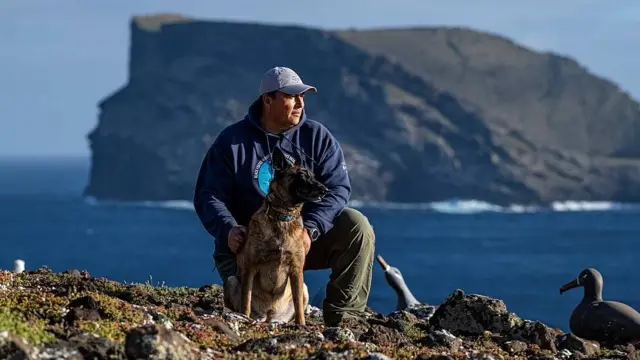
[{"x1": 256, "y1": 159, "x2": 273, "y2": 195}]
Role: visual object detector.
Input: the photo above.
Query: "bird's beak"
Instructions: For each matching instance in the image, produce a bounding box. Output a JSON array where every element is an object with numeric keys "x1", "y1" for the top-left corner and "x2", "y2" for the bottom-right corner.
[
  {"x1": 560, "y1": 278, "x2": 579, "y2": 294},
  {"x1": 376, "y1": 255, "x2": 390, "y2": 272}
]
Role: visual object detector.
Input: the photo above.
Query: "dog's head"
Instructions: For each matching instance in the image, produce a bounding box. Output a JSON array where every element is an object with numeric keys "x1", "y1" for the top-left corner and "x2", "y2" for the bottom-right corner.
[{"x1": 268, "y1": 146, "x2": 329, "y2": 206}]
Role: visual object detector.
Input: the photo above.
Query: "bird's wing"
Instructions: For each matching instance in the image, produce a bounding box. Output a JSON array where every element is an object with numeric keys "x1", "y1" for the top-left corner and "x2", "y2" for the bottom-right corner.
[{"x1": 581, "y1": 301, "x2": 640, "y2": 341}]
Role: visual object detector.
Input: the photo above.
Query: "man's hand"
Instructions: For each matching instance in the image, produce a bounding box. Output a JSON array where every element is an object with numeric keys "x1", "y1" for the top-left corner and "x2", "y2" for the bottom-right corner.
[
  {"x1": 228, "y1": 225, "x2": 248, "y2": 254},
  {"x1": 303, "y1": 228, "x2": 312, "y2": 255}
]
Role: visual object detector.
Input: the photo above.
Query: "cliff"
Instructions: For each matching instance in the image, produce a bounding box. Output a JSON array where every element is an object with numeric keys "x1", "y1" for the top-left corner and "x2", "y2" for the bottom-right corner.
[
  {"x1": 1, "y1": 267, "x2": 633, "y2": 359},
  {"x1": 84, "y1": 14, "x2": 640, "y2": 206}
]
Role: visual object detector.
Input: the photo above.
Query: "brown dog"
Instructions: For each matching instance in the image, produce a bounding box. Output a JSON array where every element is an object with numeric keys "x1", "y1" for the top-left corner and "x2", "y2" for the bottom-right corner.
[{"x1": 223, "y1": 146, "x2": 329, "y2": 325}]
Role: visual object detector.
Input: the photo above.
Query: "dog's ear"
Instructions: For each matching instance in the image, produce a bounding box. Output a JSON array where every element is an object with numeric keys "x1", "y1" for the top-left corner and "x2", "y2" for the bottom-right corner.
[{"x1": 271, "y1": 146, "x2": 292, "y2": 171}]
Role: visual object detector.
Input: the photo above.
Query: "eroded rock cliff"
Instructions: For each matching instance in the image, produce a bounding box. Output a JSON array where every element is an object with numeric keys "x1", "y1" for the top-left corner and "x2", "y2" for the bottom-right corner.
[{"x1": 84, "y1": 14, "x2": 640, "y2": 205}]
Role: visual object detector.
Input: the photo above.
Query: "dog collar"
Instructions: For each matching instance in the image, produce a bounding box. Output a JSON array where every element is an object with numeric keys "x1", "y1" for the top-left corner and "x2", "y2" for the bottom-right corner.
[
  {"x1": 265, "y1": 203, "x2": 300, "y2": 222},
  {"x1": 272, "y1": 211, "x2": 297, "y2": 222}
]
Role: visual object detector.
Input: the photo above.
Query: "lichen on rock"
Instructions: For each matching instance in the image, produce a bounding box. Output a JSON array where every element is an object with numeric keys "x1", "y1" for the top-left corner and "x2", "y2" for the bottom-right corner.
[
  {"x1": 428, "y1": 289, "x2": 523, "y2": 336},
  {"x1": 0, "y1": 267, "x2": 638, "y2": 359}
]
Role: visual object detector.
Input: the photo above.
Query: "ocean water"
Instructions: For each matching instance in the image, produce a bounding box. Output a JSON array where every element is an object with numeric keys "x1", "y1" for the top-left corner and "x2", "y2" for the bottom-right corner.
[{"x1": 1, "y1": 156, "x2": 640, "y2": 332}]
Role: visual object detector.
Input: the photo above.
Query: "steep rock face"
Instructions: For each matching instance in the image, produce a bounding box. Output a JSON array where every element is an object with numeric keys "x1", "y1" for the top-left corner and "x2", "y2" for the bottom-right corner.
[
  {"x1": 84, "y1": 14, "x2": 640, "y2": 205},
  {"x1": 335, "y1": 28, "x2": 640, "y2": 157}
]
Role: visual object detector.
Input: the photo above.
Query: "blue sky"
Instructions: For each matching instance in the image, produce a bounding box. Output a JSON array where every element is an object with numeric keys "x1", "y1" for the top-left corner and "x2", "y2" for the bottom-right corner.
[{"x1": 1, "y1": 0, "x2": 639, "y2": 157}]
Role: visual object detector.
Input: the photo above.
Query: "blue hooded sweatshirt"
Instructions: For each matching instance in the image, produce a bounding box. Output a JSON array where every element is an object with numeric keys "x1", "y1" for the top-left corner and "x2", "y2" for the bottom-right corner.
[{"x1": 193, "y1": 99, "x2": 351, "y2": 260}]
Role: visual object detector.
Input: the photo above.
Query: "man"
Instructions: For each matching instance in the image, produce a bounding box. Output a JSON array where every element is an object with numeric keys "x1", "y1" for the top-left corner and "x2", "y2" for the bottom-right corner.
[{"x1": 193, "y1": 66, "x2": 375, "y2": 326}]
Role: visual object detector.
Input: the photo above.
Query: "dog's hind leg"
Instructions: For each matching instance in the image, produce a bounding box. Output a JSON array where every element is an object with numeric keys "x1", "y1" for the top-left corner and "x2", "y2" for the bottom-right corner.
[
  {"x1": 290, "y1": 266, "x2": 306, "y2": 325},
  {"x1": 302, "y1": 282, "x2": 309, "y2": 314},
  {"x1": 241, "y1": 266, "x2": 257, "y2": 319}
]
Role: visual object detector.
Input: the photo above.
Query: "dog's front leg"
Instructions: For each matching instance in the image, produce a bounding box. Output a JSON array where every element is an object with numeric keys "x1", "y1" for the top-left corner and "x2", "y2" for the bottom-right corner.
[
  {"x1": 290, "y1": 266, "x2": 306, "y2": 326},
  {"x1": 241, "y1": 266, "x2": 257, "y2": 319}
]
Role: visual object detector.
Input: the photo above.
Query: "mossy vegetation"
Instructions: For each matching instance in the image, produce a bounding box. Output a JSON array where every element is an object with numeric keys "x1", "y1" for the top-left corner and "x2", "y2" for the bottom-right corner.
[
  {"x1": 0, "y1": 308, "x2": 55, "y2": 345},
  {"x1": 0, "y1": 267, "x2": 331, "y2": 358},
  {"x1": 0, "y1": 267, "x2": 635, "y2": 359}
]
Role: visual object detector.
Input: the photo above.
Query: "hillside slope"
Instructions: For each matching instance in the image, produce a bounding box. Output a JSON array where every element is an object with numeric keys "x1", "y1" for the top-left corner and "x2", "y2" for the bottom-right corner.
[
  {"x1": 336, "y1": 27, "x2": 640, "y2": 157},
  {"x1": 84, "y1": 14, "x2": 640, "y2": 206}
]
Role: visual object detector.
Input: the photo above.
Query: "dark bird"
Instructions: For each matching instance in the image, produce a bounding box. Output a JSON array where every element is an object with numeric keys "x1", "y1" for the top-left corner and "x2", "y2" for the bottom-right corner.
[
  {"x1": 376, "y1": 254, "x2": 420, "y2": 311},
  {"x1": 560, "y1": 268, "x2": 640, "y2": 346}
]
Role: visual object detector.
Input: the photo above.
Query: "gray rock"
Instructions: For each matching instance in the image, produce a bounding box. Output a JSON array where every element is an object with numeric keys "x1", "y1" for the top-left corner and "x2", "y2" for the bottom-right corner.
[
  {"x1": 63, "y1": 295, "x2": 101, "y2": 326},
  {"x1": 421, "y1": 329, "x2": 462, "y2": 353},
  {"x1": 0, "y1": 331, "x2": 36, "y2": 360},
  {"x1": 362, "y1": 342, "x2": 379, "y2": 352},
  {"x1": 385, "y1": 310, "x2": 422, "y2": 335},
  {"x1": 305, "y1": 305, "x2": 323, "y2": 319},
  {"x1": 509, "y1": 320, "x2": 563, "y2": 352},
  {"x1": 502, "y1": 340, "x2": 528, "y2": 354},
  {"x1": 557, "y1": 333, "x2": 600, "y2": 357},
  {"x1": 32, "y1": 345, "x2": 83, "y2": 360},
  {"x1": 362, "y1": 353, "x2": 393, "y2": 360},
  {"x1": 144, "y1": 308, "x2": 173, "y2": 329},
  {"x1": 62, "y1": 333, "x2": 124, "y2": 359},
  {"x1": 469, "y1": 353, "x2": 502, "y2": 360},
  {"x1": 429, "y1": 289, "x2": 522, "y2": 336},
  {"x1": 558, "y1": 348, "x2": 572, "y2": 358},
  {"x1": 613, "y1": 344, "x2": 639, "y2": 360},
  {"x1": 125, "y1": 324, "x2": 197, "y2": 360},
  {"x1": 405, "y1": 304, "x2": 438, "y2": 322},
  {"x1": 323, "y1": 327, "x2": 356, "y2": 343}
]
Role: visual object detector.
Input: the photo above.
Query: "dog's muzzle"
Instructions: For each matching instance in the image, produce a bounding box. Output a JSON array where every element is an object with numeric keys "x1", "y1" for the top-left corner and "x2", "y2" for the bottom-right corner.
[{"x1": 297, "y1": 185, "x2": 329, "y2": 203}]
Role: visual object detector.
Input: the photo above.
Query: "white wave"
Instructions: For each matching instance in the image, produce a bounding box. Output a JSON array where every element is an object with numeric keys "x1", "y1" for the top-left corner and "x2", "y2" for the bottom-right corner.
[
  {"x1": 550, "y1": 201, "x2": 618, "y2": 212},
  {"x1": 429, "y1": 199, "x2": 507, "y2": 214},
  {"x1": 348, "y1": 199, "x2": 538, "y2": 214},
  {"x1": 349, "y1": 199, "x2": 639, "y2": 214},
  {"x1": 82, "y1": 196, "x2": 639, "y2": 215},
  {"x1": 139, "y1": 200, "x2": 195, "y2": 211}
]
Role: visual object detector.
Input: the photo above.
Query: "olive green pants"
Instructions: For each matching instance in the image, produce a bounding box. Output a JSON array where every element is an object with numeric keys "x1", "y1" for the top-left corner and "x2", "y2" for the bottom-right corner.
[{"x1": 214, "y1": 207, "x2": 375, "y2": 326}]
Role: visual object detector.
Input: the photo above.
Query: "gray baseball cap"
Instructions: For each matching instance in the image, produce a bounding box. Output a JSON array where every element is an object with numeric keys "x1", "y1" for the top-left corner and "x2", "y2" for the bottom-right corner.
[{"x1": 258, "y1": 66, "x2": 317, "y2": 96}]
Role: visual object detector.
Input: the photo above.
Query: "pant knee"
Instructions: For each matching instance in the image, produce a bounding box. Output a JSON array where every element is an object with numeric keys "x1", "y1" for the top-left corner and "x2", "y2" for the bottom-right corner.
[
  {"x1": 336, "y1": 208, "x2": 375, "y2": 250},
  {"x1": 214, "y1": 255, "x2": 237, "y2": 283}
]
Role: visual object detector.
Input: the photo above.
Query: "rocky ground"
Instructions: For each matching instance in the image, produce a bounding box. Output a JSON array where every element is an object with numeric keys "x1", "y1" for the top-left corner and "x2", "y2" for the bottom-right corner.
[{"x1": 0, "y1": 267, "x2": 637, "y2": 359}]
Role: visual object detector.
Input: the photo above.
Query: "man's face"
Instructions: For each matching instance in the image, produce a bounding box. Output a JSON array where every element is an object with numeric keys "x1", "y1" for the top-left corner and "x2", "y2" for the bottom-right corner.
[{"x1": 266, "y1": 91, "x2": 306, "y2": 129}]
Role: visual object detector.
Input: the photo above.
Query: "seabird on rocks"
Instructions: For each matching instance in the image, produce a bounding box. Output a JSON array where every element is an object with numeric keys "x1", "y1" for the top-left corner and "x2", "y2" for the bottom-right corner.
[
  {"x1": 376, "y1": 254, "x2": 420, "y2": 311},
  {"x1": 13, "y1": 259, "x2": 25, "y2": 274},
  {"x1": 560, "y1": 268, "x2": 640, "y2": 346}
]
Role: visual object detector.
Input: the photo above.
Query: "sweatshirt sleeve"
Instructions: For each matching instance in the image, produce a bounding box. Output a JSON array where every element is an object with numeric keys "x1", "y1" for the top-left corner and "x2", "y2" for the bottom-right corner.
[
  {"x1": 193, "y1": 134, "x2": 238, "y2": 245},
  {"x1": 302, "y1": 139, "x2": 351, "y2": 238}
]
